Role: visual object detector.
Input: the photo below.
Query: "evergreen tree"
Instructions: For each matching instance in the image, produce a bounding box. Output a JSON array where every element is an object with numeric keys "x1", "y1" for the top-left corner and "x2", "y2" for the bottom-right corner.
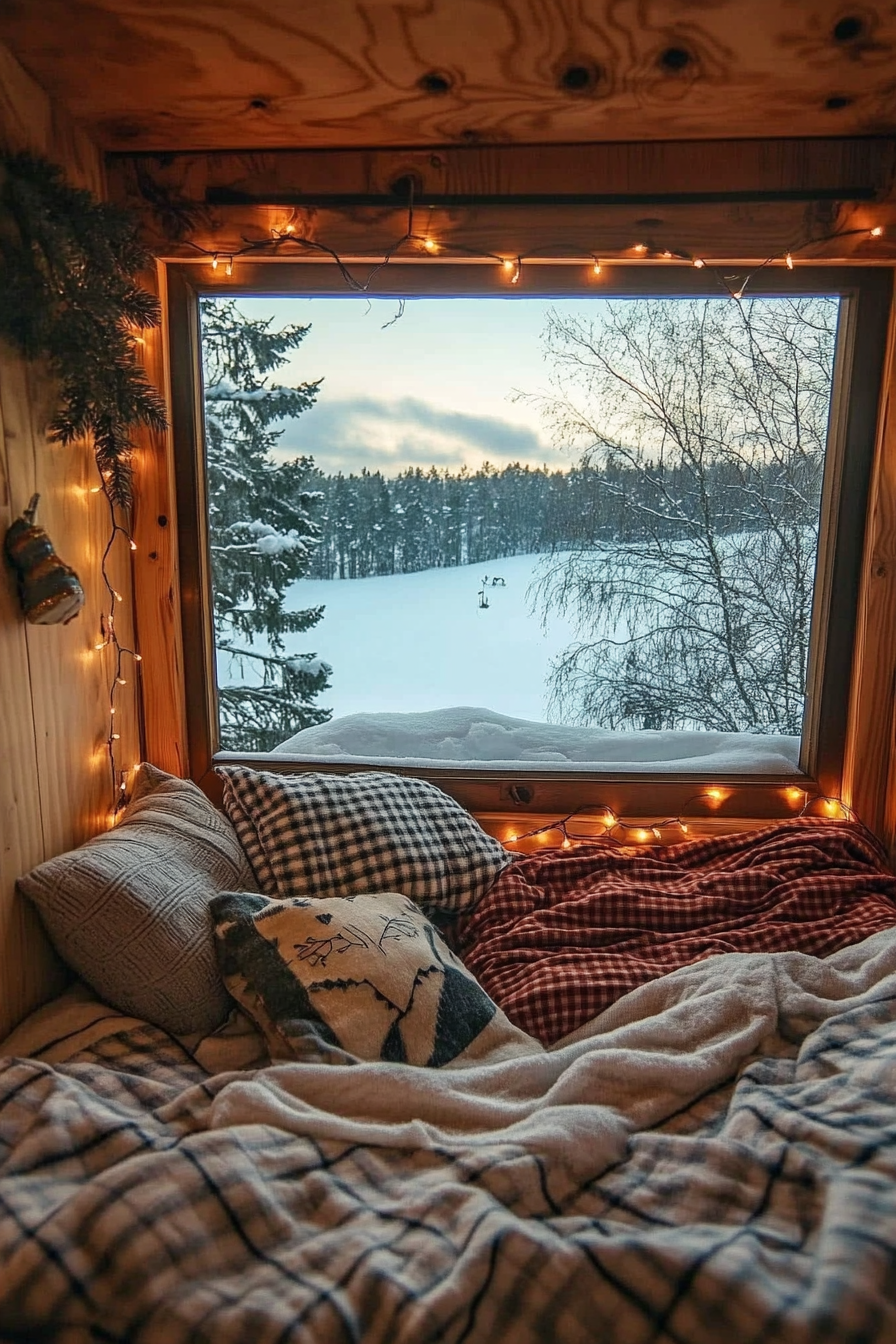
[{"x1": 200, "y1": 298, "x2": 332, "y2": 752}]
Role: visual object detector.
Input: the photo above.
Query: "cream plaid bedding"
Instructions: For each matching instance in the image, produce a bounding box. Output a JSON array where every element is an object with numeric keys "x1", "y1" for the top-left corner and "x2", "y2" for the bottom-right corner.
[{"x1": 3, "y1": 928, "x2": 896, "y2": 1342}]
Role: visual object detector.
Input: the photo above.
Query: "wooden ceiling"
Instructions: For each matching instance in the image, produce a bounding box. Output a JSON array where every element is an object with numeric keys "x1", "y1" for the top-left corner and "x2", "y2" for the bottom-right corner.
[{"x1": 0, "y1": 1, "x2": 894, "y2": 153}]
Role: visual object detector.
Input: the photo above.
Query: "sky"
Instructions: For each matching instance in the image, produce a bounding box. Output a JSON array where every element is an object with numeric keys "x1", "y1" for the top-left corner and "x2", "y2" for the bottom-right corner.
[{"x1": 209, "y1": 295, "x2": 610, "y2": 476}]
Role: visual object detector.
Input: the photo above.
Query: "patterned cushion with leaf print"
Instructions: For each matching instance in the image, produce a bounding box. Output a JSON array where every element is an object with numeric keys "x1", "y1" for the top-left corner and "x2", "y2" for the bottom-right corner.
[{"x1": 210, "y1": 890, "x2": 541, "y2": 1068}]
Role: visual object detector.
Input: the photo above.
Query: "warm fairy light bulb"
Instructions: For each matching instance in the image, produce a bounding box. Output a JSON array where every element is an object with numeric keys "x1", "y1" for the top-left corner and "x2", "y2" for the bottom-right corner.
[
  {"x1": 661, "y1": 250, "x2": 672, "y2": 259},
  {"x1": 95, "y1": 640, "x2": 107, "y2": 651},
  {"x1": 225, "y1": 258, "x2": 234, "y2": 276},
  {"x1": 133, "y1": 653, "x2": 143, "y2": 662},
  {"x1": 733, "y1": 289, "x2": 744, "y2": 301},
  {"x1": 562, "y1": 837, "x2": 572, "y2": 849},
  {"x1": 692, "y1": 258, "x2": 705, "y2": 269},
  {"x1": 592, "y1": 259, "x2": 602, "y2": 276},
  {"x1": 784, "y1": 786, "x2": 804, "y2": 806},
  {"x1": 211, "y1": 254, "x2": 219, "y2": 271},
  {"x1": 785, "y1": 253, "x2": 794, "y2": 270},
  {"x1": 285, "y1": 223, "x2": 295, "y2": 234},
  {"x1": 423, "y1": 237, "x2": 438, "y2": 253},
  {"x1": 651, "y1": 827, "x2": 662, "y2": 840},
  {"x1": 129, "y1": 539, "x2": 137, "y2": 551},
  {"x1": 506, "y1": 830, "x2": 519, "y2": 842},
  {"x1": 705, "y1": 788, "x2": 725, "y2": 806},
  {"x1": 113, "y1": 590, "x2": 123, "y2": 602},
  {"x1": 501, "y1": 258, "x2": 522, "y2": 284},
  {"x1": 111, "y1": 733, "x2": 120, "y2": 741},
  {"x1": 110, "y1": 707, "x2": 117, "y2": 716},
  {"x1": 116, "y1": 676, "x2": 127, "y2": 685},
  {"x1": 870, "y1": 226, "x2": 884, "y2": 237},
  {"x1": 603, "y1": 810, "x2": 616, "y2": 827},
  {"x1": 90, "y1": 484, "x2": 103, "y2": 493},
  {"x1": 634, "y1": 828, "x2": 651, "y2": 842},
  {"x1": 633, "y1": 243, "x2": 648, "y2": 254},
  {"x1": 679, "y1": 822, "x2": 689, "y2": 834},
  {"x1": 119, "y1": 781, "x2": 127, "y2": 792}
]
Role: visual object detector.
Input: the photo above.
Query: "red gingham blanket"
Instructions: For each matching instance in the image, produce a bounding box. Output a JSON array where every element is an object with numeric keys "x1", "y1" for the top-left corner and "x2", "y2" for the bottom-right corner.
[{"x1": 453, "y1": 819, "x2": 896, "y2": 1046}]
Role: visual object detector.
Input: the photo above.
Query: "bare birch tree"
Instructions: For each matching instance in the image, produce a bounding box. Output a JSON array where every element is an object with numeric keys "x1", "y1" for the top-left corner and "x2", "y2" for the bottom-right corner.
[{"x1": 530, "y1": 296, "x2": 839, "y2": 734}]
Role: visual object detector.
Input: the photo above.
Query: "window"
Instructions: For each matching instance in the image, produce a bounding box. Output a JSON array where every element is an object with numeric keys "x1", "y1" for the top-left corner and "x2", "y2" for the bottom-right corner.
[{"x1": 168, "y1": 264, "x2": 891, "y2": 817}]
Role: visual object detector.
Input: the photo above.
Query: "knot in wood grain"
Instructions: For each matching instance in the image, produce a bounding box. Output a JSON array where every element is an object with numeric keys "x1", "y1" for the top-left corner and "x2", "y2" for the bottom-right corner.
[
  {"x1": 833, "y1": 15, "x2": 865, "y2": 42},
  {"x1": 658, "y1": 47, "x2": 692, "y2": 73},
  {"x1": 418, "y1": 71, "x2": 452, "y2": 95},
  {"x1": 557, "y1": 62, "x2": 602, "y2": 95}
]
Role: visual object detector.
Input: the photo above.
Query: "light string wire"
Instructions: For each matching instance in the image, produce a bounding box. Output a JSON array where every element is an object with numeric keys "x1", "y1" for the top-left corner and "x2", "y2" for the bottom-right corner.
[
  {"x1": 502, "y1": 787, "x2": 857, "y2": 850},
  {"x1": 180, "y1": 194, "x2": 885, "y2": 295},
  {"x1": 91, "y1": 322, "x2": 148, "y2": 819},
  {"x1": 93, "y1": 476, "x2": 142, "y2": 817}
]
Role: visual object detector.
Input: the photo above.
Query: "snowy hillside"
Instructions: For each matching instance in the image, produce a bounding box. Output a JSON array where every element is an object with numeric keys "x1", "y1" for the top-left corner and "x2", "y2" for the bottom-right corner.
[
  {"x1": 280, "y1": 552, "x2": 577, "y2": 722},
  {"x1": 267, "y1": 553, "x2": 802, "y2": 772}
]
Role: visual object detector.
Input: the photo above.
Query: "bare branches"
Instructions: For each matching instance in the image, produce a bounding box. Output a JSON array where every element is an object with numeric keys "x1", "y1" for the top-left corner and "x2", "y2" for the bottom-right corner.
[{"x1": 530, "y1": 296, "x2": 839, "y2": 735}]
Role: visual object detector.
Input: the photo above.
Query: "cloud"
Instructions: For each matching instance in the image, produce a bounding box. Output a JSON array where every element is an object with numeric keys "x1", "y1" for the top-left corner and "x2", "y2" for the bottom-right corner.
[{"x1": 274, "y1": 395, "x2": 554, "y2": 475}]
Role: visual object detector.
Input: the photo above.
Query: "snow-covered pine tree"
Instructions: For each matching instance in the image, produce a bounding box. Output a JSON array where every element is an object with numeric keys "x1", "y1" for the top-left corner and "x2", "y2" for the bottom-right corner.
[{"x1": 200, "y1": 297, "x2": 332, "y2": 752}]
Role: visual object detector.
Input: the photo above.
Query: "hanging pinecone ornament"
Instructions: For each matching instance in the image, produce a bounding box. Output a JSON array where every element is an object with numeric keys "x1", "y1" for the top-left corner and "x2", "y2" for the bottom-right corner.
[{"x1": 4, "y1": 493, "x2": 86, "y2": 625}]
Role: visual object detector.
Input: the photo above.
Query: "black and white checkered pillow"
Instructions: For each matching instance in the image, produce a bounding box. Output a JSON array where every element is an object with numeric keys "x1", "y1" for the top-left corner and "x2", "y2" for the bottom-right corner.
[{"x1": 216, "y1": 767, "x2": 512, "y2": 914}]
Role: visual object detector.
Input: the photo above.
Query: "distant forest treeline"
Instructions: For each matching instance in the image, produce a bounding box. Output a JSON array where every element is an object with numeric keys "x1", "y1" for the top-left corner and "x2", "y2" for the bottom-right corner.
[{"x1": 300, "y1": 458, "x2": 822, "y2": 580}]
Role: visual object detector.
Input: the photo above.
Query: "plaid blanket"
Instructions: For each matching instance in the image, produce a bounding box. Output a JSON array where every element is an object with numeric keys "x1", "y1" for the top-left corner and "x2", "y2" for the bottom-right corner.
[
  {"x1": 453, "y1": 819, "x2": 896, "y2": 1044},
  {"x1": 4, "y1": 925, "x2": 896, "y2": 1342}
]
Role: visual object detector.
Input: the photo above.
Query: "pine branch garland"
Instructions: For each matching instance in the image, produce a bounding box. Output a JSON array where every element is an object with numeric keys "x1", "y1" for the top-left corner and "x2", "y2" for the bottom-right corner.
[{"x1": 0, "y1": 152, "x2": 167, "y2": 506}]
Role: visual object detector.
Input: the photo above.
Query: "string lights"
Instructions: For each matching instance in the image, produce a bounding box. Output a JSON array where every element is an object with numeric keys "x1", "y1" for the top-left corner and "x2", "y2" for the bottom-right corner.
[
  {"x1": 501, "y1": 787, "x2": 856, "y2": 850},
  {"x1": 181, "y1": 197, "x2": 886, "y2": 306},
  {"x1": 91, "y1": 388, "x2": 144, "y2": 818}
]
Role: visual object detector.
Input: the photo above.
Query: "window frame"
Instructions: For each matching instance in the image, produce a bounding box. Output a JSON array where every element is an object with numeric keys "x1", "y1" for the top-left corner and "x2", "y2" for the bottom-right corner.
[{"x1": 165, "y1": 260, "x2": 892, "y2": 822}]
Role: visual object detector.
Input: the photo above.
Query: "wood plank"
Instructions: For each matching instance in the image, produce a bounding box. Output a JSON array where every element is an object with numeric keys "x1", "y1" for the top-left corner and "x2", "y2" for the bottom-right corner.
[
  {"x1": 106, "y1": 143, "x2": 896, "y2": 265},
  {"x1": 844, "y1": 274, "x2": 896, "y2": 847},
  {"x1": 0, "y1": 352, "x2": 67, "y2": 1042},
  {"x1": 10, "y1": 360, "x2": 140, "y2": 853},
  {"x1": 0, "y1": 37, "x2": 135, "y2": 1036},
  {"x1": 2, "y1": 1, "x2": 896, "y2": 151},
  {"x1": 108, "y1": 139, "x2": 896, "y2": 207},
  {"x1": 209, "y1": 756, "x2": 832, "y2": 826},
  {"x1": 131, "y1": 264, "x2": 188, "y2": 778},
  {"x1": 124, "y1": 199, "x2": 896, "y2": 268}
]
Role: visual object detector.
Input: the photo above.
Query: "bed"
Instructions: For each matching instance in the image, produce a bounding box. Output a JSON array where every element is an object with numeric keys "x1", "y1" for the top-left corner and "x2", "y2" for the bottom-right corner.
[{"x1": 3, "y1": 765, "x2": 896, "y2": 1342}]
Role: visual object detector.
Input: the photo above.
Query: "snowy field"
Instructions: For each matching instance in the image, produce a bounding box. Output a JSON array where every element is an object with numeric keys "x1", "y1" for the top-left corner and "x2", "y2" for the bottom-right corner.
[
  {"x1": 252, "y1": 554, "x2": 802, "y2": 773},
  {"x1": 283, "y1": 552, "x2": 574, "y2": 721}
]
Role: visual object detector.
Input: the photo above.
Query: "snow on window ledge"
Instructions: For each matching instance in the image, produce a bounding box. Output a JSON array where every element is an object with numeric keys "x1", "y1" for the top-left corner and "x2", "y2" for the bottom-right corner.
[{"x1": 269, "y1": 707, "x2": 802, "y2": 774}]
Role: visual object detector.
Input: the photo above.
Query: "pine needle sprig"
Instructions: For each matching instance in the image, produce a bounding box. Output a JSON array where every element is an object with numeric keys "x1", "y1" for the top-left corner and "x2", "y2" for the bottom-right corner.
[{"x1": 0, "y1": 152, "x2": 168, "y2": 506}]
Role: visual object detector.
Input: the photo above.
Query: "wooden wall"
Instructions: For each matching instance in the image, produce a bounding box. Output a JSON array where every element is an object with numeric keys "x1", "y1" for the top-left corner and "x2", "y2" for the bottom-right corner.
[{"x1": 0, "y1": 40, "x2": 140, "y2": 1040}]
